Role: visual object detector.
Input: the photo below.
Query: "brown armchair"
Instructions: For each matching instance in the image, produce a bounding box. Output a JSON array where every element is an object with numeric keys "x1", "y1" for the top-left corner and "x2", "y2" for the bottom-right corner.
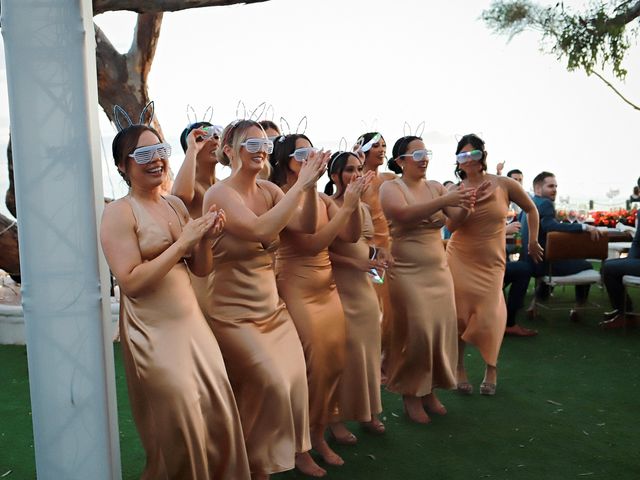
[{"x1": 530, "y1": 231, "x2": 609, "y2": 319}]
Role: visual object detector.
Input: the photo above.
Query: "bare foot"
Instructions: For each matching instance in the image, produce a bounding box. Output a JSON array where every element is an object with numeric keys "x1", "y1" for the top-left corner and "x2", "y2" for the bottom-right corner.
[
  {"x1": 312, "y1": 437, "x2": 344, "y2": 466},
  {"x1": 361, "y1": 416, "x2": 385, "y2": 434},
  {"x1": 403, "y1": 395, "x2": 430, "y2": 424},
  {"x1": 329, "y1": 422, "x2": 357, "y2": 445},
  {"x1": 422, "y1": 392, "x2": 447, "y2": 415},
  {"x1": 295, "y1": 452, "x2": 326, "y2": 477}
]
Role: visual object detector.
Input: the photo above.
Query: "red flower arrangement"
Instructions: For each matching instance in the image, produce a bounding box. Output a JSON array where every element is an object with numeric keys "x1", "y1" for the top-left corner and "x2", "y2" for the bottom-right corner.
[{"x1": 591, "y1": 209, "x2": 638, "y2": 227}]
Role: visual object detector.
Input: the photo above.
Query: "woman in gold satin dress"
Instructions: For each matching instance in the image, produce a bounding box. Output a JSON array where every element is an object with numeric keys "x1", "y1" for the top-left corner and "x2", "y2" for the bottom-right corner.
[
  {"x1": 100, "y1": 124, "x2": 250, "y2": 479},
  {"x1": 325, "y1": 152, "x2": 384, "y2": 441},
  {"x1": 172, "y1": 124, "x2": 220, "y2": 312},
  {"x1": 446, "y1": 133, "x2": 543, "y2": 396},
  {"x1": 202, "y1": 121, "x2": 329, "y2": 479},
  {"x1": 270, "y1": 134, "x2": 366, "y2": 467},
  {"x1": 379, "y1": 135, "x2": 474, "y2": 424},
  {"x1": 356, "y1": 132, "x2": 396, "y2": 378}
]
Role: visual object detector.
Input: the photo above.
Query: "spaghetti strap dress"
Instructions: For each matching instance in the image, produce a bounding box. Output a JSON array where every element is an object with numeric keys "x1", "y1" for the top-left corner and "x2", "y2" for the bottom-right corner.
[
  {"x1": 119, "y1": 195, "x2": 250, "y2": 480},
  {"x1": 385, "y1": 180, "x2": 458, "y2": 396},
  {"x1": 330, "y1": 204, "x2": 382, "y2": 421},
  {"x1": 276, "y1": 194, "x2": 347, "y2": 429},
  {"x1": 446, "y1": 182, "x2": 509, "y2": 366},
  {"x1": 201, "y1": 184, "x2": 311, "y2": 476}
]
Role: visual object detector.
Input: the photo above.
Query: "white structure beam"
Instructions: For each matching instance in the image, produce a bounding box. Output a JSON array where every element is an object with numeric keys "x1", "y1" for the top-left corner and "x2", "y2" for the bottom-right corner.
[{"x1": 1, "y1": 1, "x2": 121, "y2": 478}]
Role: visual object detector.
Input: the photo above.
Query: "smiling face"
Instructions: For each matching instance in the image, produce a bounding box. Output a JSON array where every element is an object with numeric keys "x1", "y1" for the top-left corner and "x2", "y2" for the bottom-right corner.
[
  {"x1": 398, "y1": 139, "x2": 428, "y2": 179},
  {"x1": 197, "y1": 135, "x2": 219, "y2": 166},
  {"x1": 119, "y1": 129, "x2": 167, "y2": 189},
  {"x1": 457, "y1": 143, "x2": 485, "y2": 177},
  {"x1": 364, "y1": 136, "x2": 386, "y2": 169},
  {"x1": 287, "y1": 137, "x2": 312, "y2": 178},
  {"x1": 237, "y1": 126, "x2": 269, "y2": 172}
]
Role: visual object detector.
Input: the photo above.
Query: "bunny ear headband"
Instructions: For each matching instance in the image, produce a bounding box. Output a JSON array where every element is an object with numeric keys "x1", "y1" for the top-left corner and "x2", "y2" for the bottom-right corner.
[
  {"x1": 454, "y1": 132, "x2": 484, "y2": 142},
  {"x1": 402, "y1": 120, "x2": 425, "y2": 138},
  {"x1": 186, "y1": 104, "x2": 214, "y2": 126},
  {"x1": 278, "y1": 116, "x2": 308, "y2": 136},
  {"x1": 114, "y1": 101, "x2": 155, "y2": 132},
  {"x1": 360, "y1": 118, "x2": 379, "y2": 133},
  {"x1": 235, "y1": 100, "x2": 269, "y2": 122}
]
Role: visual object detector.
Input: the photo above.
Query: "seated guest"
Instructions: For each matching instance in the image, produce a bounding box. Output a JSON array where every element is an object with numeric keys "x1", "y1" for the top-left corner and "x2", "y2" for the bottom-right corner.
[
  {"x1": 601, "y1": 178, "x2": 640, "y2": 329},
  {"x1": 520, "y1": 171, "x2": 603, "y2": 321},
  {"x1": 503, "y1": 168, "x2": 536, "y2": 336}
]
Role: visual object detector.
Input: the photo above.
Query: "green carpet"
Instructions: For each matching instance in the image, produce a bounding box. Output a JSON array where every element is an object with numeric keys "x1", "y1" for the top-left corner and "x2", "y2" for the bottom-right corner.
[{"x1": 2, "y1": 285, "x2": 639, "y2": 479}]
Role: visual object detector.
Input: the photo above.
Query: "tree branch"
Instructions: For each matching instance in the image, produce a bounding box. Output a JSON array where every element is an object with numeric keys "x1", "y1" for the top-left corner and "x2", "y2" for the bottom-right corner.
[
  {"x1": 611, "y1": 0, "x2": 640, "y2": 27},
  {"x1": 129, "y1": 13, "x2": 163, "y2": 83},
  {"x1": 95, "y1": 23, "x2": 128, "y2": 123},
  {"x1": 591, "y1": 70, "x2": 640, "y2": 111},
  {"x1": 93, "y1": 0, "x2": 270, "y2": 15}
]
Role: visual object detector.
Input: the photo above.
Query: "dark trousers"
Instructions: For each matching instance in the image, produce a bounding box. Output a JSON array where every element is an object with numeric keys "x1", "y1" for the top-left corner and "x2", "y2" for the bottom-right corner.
[
  {"x1": 532, "y1": 259, "x2": 593, "y2": 304},
  {"x1": 602, "y1": 257, "x2": 640, "y2": 311},
  {"x1": 504, "y1": 261, "x2": 533, "y2": 327}
]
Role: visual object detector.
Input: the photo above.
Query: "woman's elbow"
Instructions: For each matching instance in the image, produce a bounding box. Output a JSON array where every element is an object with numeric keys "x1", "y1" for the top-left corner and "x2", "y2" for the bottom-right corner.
[{"x1": 116, "y1": 280, "x2": 143, "y2": 299}]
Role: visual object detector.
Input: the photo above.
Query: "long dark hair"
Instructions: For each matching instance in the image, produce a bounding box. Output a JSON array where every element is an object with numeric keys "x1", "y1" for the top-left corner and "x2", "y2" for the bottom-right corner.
[
  {"x1": 112, "y1": 125, "x2": 162, "y2": 186},
  {"x1": 387, "y1": 135, "x2": 421, "y2": 174},
  {"x1": 269, "y1": 134, "x2": 312, "y2": 187},
  {"x1": 324, "y1": 151, "x2": 359, "y2": 197},
  {"x1": 455, "y1": 133, "x2": 487, "y2": 180}
]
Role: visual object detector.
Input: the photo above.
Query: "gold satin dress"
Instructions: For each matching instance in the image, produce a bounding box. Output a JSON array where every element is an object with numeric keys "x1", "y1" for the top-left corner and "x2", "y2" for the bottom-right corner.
[
  {"x1": 446, "y1": 183, "x2": 509, "y2": 367},
  {"x1": 330, "y1": 204, "x2": 382, "y2": 422},
  {"x1": 276, "y1": 196, "x2": 347, "y2": 429},
  {"x1": 201, "y1": 218, "x2": 311, "y2": 475},
  {"x1": 361, "y1": 176, "x2": 394, "y2": 371},
  {"x1": 118, "y1": 196, "x2": 250, "y2": 480},
  {"x1": 385, "y1": 180, "x2": 458, "y2": 396}
]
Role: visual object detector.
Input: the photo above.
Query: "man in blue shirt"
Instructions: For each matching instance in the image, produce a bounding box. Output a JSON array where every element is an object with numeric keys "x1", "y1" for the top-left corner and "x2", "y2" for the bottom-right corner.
[
  {"x1": 521, "y1": 171, "x2": 603, "y2": 321},
  {"x1": 503, "y1": 169, "x2": 537, "y2": 336}
]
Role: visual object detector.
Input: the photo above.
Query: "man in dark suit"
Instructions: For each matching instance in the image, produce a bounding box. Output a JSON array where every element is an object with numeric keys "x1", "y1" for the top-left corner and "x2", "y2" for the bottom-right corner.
[
  {"x1": 600, "y1": 177, "x2": 640, "y2": 329},
  {"x1": 503, "y1": 168, "x2": 537, "y2": 336},
  {"x1": 520, "y1": 171, "x2": 603, "y2": 320}
]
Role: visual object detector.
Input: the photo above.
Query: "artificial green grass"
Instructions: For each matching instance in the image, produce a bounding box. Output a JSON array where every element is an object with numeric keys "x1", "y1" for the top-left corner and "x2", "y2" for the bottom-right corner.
[{"x1": 2, "y1": 285, "x2": 640, "y2": 479}]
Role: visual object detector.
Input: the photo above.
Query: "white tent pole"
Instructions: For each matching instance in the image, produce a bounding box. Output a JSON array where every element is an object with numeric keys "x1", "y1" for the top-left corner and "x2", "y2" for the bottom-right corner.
[{"x1": 1, "y1": 1, "x2": 121, "y2": 478}]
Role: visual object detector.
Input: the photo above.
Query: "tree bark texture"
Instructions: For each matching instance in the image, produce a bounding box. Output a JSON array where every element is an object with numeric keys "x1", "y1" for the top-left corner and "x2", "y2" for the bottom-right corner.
[
  {"x1": 93, "y1": 0, "x2": 269, "y2": 15},
  {"x1": 0, "y1": 214, "x2": 19, "y2": 281},
  {"x1": 1, "y1": 1, "x2": 272, "y2": 277}
]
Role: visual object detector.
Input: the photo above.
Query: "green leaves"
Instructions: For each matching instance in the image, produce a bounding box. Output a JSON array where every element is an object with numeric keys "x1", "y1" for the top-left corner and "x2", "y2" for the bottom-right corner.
[{"x1": 482, "y1": 1, "x2": 639, "y2": 80}]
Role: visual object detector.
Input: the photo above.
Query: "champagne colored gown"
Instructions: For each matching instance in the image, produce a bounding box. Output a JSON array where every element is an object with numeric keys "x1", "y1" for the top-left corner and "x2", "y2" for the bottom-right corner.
[
  {"x1": 385, "y1": 180, "x2": 458, "y2": 396},
  {"x1": 201, "y1": 185, "x2": 311, "y2": 475},
  {"x1": 276, "y1": 195, "x2": 347, "y2": 429},
  {"x1": 119, "y1": 196, "x2": 250, "y2": 480},
  {"x1": 446, "y1": 182, "x2": 509, "y2": 367},
  {"x1": 361, "y1": 176, "x2": 394, "y2": 370},
  {"x1": 330, "y1": 204, "x2": 382, "y2": 421}
]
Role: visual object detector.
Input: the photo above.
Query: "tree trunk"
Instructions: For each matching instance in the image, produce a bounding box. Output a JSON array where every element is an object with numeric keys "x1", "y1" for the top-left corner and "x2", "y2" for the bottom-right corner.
[
  {"x1": 96, "y1": 13, "x2": 164, "y2": 135},
  {"x1": 0, "y1": 214, "x2": 20, "y2": 282},
  {"x1": 1, "y1": 2, "x2": 270, "y2": 278},
  {"x1": 5, "y1": 135, "x2": 16, "y2": 217}
]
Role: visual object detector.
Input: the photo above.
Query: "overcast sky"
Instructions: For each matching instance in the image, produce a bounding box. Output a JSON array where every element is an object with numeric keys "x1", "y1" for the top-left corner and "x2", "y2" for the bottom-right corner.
[{"x1": 1, "y1": 0, "x2": 639, "y2": 218}]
